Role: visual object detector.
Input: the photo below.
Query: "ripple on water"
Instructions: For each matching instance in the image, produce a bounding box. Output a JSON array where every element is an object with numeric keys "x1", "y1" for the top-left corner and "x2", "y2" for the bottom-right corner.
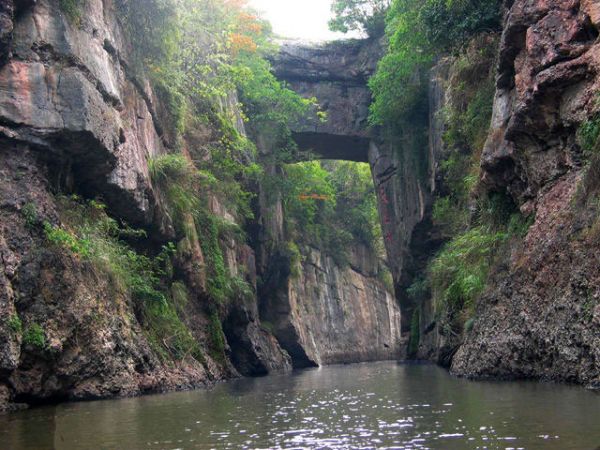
[{"x1": 0, "y1": 362, "x2": 599, "y2": 450}]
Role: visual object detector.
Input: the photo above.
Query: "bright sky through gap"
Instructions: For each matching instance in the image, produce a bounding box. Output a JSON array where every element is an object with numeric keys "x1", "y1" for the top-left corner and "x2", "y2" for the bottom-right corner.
[{"x1": 248, "y1": 0, "x2": 360, "y2": 41}]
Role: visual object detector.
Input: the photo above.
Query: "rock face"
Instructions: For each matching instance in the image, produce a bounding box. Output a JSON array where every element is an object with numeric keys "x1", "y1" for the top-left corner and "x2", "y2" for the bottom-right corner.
[
  {"x1": 0, "y1": 145, "x2": 212, "y2": 407},
  {"x1": 0, "y1": 0, "x2": 289, "y2": 411},
  {"x1": 272, "y1": 39, "x2": 382, "y2": 162},
  {"x1": 0, "y1": 0, "x2": 402, "y2": 411},
  {"x1": 276, "y1": 1, "x2": 600, "y2": 388},
  {"x1": 451, "y1": 0, "x2": 600, "y2": 387},
  {"x1": 260, "y1": 245, "x2": 404, "y2": 367},
  {"x1": 274, "y1": 39, "x2": 429, "y2": 332}
]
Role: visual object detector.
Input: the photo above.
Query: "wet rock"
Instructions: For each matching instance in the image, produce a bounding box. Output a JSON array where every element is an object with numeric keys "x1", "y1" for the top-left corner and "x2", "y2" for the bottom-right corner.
[
  {"x1": 451, "y1": 0, "x2": 600, "y2": 386},
  {"x1": 261, "y1": 246, "x2": 404, "y2": 367}
]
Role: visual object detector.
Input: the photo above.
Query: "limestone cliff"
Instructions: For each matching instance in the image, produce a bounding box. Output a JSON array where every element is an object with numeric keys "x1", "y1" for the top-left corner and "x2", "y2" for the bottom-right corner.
[
  {"x1": 0, "y1": 0, "x2": 401, "y2": 411},
  {"x1": 451, "y1": 0, "x2": 600, "y2": 388},
  {"x1": 273, "y1": 1, "x2": 600, "y2": 388},
  {"x1": 260, "y1": 244, "x2": 403, "y2": 367},
  {"x1": 393, "y1": 0, "x2": 600, "y2": 387}
]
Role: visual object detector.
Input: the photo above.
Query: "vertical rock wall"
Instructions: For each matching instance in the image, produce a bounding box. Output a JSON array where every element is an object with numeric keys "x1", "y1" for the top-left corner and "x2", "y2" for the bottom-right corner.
[
  {"x1": 451, "y1": 0, "x2": 600, "y2": 387},
  {"x1": 0, "y1": 0, "x2": 292, "y2": 411},
  {"x1": 0, "y1": 0, "x2": 406, "y2": 410},
  {"x1": 259, "y1": 244, "x2": 403, "y2": 368}
]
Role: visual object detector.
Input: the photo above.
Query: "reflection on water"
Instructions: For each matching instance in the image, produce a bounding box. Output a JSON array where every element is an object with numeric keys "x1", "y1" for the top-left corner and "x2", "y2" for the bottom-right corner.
[{"x1": 1, "y1": 362, "x2": 599, "y2": 449}]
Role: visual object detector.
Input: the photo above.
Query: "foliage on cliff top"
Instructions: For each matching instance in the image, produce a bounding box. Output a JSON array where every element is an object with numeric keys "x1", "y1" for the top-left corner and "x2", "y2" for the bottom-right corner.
[
  {"x1": 121, "y1": 0, "x2": 314, "y2": 222},
  {"x1": 369, "y1": 0, "x2": 502, "y2": 128},
  {"x1": 328, "y1": 0, "x2": 391, "y2": 36}
]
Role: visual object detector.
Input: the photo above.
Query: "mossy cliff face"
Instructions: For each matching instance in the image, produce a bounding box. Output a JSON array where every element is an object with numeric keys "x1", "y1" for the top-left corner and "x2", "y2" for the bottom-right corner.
[
  {"x1": 0, "y1": 0, "x2": 400, "y2": 411},
  {"x1": 273, "y1": 1, "x2": 600, "y2": 388},
  {"x1": 397, "y1": 0, "x2": 600, "y2": 387},
  {"x1": 451, "y1": 0, "x2": 600, "y2": 387},
  {"x1": 0, "y1": 0, "x2": 288, "y2": 410}
]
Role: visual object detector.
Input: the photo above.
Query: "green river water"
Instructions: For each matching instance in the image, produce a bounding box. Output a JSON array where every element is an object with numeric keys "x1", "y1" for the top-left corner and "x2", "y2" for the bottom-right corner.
[{"x1": 1, "y1": 362, "x2": 599, "y2": 449}]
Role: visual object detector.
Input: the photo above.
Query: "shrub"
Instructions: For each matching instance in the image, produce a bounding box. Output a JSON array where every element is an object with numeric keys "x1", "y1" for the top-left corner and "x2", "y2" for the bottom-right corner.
[
  {"x1": 328, "y1": 0, "x2": 391, "y2": 36},
  {"x1": 142, "y1": 290, "x2": 204, "y2": 363},
  {"x1": 8, "y1": 314, "x2": 22, "y2": 335},
  {"x1": 149, "y1": 154, "x2": 201, "y2": 231},
  {"x1": 369, "y1": 0, "x2": 502, "y2": 128},
  {"x1": 22, "y1": 202, "x2": 39, "y2": 229},
  {"x1": 378, "y1": 267, "x2": 395, "y2": 293},
  {"x1": 280, "y1": 161, "x2": 384, "y2": 265},
  {"x1": 23, "y1": 323, "x2": 46, "y2": 349},
  {"x1": 578, "y1": 115, "x2": 600, "y2": 156},
  {"x1": 44, "y1": 221, "x2": 91, "y2": 257},
  {"x1": 49, "y1": 195, "x2": 171, "y2": 306},
  {"x1": 406, "y1": 277, "x2": 428, "y2": 301},
  {"x1": 59, "y1": 0, "x2": 84, "y2": 24},
  {"x1": 208, "y1": 311, "x2": 226, "y2": 363}
]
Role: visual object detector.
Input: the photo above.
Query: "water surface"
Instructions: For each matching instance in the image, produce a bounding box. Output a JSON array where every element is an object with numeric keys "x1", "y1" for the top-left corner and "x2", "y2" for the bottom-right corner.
[{"x1": 1, "y1": 362, "x2": 599, "y2": 449}]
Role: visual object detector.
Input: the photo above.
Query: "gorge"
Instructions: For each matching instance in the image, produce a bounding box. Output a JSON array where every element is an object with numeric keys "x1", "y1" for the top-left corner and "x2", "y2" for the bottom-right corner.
[{"x1": 0, "y1": 0, "x2": 599, "y2": 427}]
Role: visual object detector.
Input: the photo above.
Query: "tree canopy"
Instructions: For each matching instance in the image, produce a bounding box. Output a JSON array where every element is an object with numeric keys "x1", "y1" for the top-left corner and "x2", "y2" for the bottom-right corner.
[{"x1": 328, "y1": 0, "x2": 391, "y2": 36}]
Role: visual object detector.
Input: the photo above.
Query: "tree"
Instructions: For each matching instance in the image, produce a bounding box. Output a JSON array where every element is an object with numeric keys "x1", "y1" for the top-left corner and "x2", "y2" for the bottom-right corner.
[{"x1": 328, "y1": 0, "x2": 391, "y2": 36}]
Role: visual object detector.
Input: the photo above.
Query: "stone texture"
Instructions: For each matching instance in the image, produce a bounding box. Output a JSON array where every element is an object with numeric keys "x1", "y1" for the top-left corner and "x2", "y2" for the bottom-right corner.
[
  {"x1": 0, "y1": 0, "x2": 292, "y2": 411},
  {"x1": 260, "y1": 246, "x2": 404, "y2": 367},
  {"x1": 272, "y1": 39, "x2": 383, "y2": 162},
  {"x1": 0, "y1": 0, "x2": 404, "y2": 411},
  {"x1": 0, "y1": 145, "x2": 213, "y2": 410},
  {"x1": 0, "y1": 0, "x2": 14, "y2": 65},
  {"x1": 275, "y1": 38, "x2": 428, "y2": 334},
  {"x1": 451, "y1": 0, "x2": 600, "y2": 386},
  {"x1": 452, "y1": 173, "x2": 600, "y2": 388},
  {"x1": 481, "y1": 0, "x2": 599, "y2": 204}
]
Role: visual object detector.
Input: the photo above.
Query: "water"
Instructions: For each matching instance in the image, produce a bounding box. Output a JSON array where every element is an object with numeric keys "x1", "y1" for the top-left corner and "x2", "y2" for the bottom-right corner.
[{"x1": 1, "y1": 362, "x2": 599, "y2": 450}]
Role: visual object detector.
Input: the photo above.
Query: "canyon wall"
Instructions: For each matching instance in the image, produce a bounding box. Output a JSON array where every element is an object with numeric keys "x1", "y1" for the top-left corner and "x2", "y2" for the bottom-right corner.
[
  {"x1": 276, "y1": 0, "x2": 600, "y2": 388},
  {"x1": 274, "y1": 39, "x2": 434, "y2": 333},
  {"x1": 0, "y1": 0, "x2": 401, "y2": 411},
  {"x1": 451, "y1": 0, "x2": 600, "y2": 388},
  {"x1": 391, "y1": 0, "x2": 600, "y2": 387},
  {"x1": 260, "y1": 244, "x2": 403, "y2": 367}
]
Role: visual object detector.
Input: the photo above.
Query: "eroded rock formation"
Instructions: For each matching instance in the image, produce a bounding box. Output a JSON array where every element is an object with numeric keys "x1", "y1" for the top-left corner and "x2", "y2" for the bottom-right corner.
[
  {"x1": 0, "y1": 0, "x2": 401, "y2": 411},
  {"x1": 260, "y1": 245, "x2": 403, "y2": 367},
  {"x1": 452, "y1": 0, "x2": 600, "y2": 387}
]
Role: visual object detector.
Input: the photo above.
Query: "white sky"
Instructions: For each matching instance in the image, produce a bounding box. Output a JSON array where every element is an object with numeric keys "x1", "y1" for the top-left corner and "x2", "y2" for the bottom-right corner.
[{"x1": 248, "y1": 0, "x2": 359, "y2": 41}]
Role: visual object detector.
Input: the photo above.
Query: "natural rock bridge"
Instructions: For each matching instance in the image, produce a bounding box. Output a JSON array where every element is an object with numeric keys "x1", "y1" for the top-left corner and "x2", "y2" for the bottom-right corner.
[
  {"x1": 272, "y1": 40, "x2": 379, "y2": 163},
  {"x1": 273, "y1": 38, "x2": 434, "y2": 332}
]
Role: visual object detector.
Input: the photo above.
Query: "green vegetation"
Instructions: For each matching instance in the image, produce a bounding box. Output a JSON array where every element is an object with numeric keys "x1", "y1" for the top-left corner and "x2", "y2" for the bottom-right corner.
[
  {"x1": 432, "y1": 33, "x2": 498, "y2": 236},
  {"x1": 59, "y1": 0, "x2": 84, "y2": 23},
  {"x1": 23, "y1": 323, "x2": 46, "y2": 349},
  {"x1": 22, "y1": 202, "x2": 39, "y2": 229},
  {"x1": 148, "y1": 154, "x2": 201, "y2": 231},
  {"x1": 339, "y1": 0, "x2": 518, "y2": 339},
  {"x1": 578, "y1": 114, "x2": 600, "y2": 156},
  {"x1": 146, "y1": 153, "x2": 254, "y2": 306},
  {"x1": 44, "y1": 221, "x2": 91, "y2": 257},
  {"x1": 208, "y1": 311, "x2": 227, "y2": 363},
  {"x1": 43, "y1": 195, "x2": 210, "y2": 363},
  {"x1": 281, "y1": 161, "x2": 383, "y2": 265},
  {"x1": 378, "y1": 266, "x2": 394, "y2": 292},
  {"x1": 429, "y1": 226, "x2": 506, "y2": 319},
  {"x1": 7, "y1": 314, "x2": 22, "y2": 335},
  {"x1": 426, "y1": 190, "x2": 532, "y2": 333},
  {"x1": 369, "y1": 0, "x2": 502, "y2": 129},
  {"x1": 143, "y1": 282, "x2": 205, "y2": 363},
  {"x1": 46, "y1": 196, "x2": 170, "y2": 305},
  {"x1": 329, "y1": 0, "x2": 391, "y2": 36}
]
